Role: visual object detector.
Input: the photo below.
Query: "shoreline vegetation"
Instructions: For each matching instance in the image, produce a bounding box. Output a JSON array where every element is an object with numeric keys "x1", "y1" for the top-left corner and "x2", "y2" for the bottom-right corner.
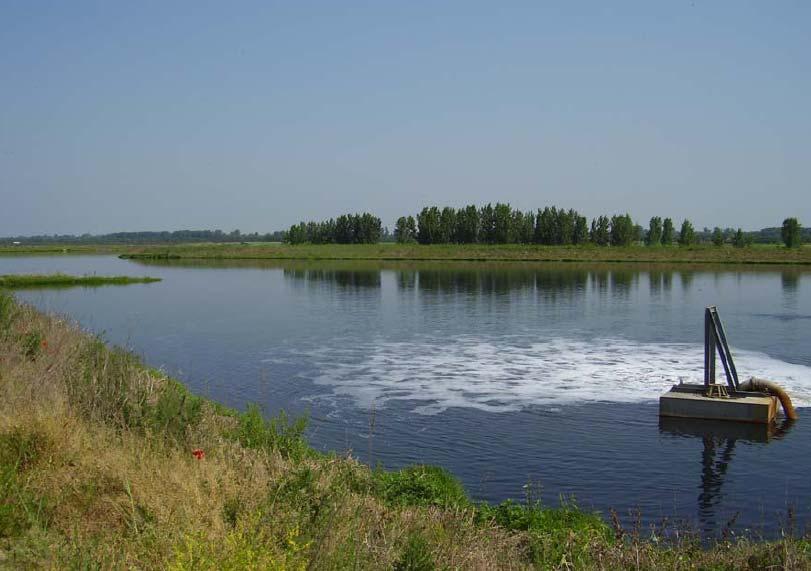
[
  {"x1": 1, "y1": 294, "x2": 809, "y2": 568},
  {"x1": 0, "y1": 274, "x2": 161, "y2": 289},
  {"x1": 117, "y1": 242, "x2": 811, "y2": 266}
]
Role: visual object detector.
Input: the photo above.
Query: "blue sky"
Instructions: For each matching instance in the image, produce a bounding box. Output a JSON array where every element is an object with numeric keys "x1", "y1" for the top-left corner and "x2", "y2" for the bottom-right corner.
[{"x1": 1, "y1": 1, "x2": 808, "y2": 234}]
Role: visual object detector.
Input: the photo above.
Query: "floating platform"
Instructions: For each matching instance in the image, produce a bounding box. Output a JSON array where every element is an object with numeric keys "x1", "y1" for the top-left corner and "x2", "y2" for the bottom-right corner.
[{"x1": 659, "y1": 384, "x2": 777, "y2": 424}]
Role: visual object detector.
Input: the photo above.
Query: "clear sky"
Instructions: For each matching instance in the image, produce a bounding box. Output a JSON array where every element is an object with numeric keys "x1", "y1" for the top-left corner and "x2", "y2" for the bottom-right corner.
[{"x1": 1, "y1": 1, "x2": 809, "y2": 235}]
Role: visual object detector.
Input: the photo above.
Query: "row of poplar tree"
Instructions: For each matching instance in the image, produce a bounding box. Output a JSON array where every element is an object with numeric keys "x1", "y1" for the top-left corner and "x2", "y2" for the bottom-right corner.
[
  {"x1": 285, "y1": 205, "x2": 802, "y2": 247},
  {"x1": 395, "y1": 204, "x2": 704, "y2": 247},
  {"x1": 285, "y1": 213, "x2": 383, "y2": 244}
]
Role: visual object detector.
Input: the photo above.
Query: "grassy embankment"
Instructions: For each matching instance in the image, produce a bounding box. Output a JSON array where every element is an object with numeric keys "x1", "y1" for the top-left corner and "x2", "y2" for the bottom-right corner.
[
  {"x1": 0, "y1": 274, "x2": 161, "y2": 289},
  {"x1": 1, "y1": 294, "x2": 809, "y2": 569},
  {"x1": 119, "y1": 242, "x2": 811, "y2": 266},
  {"x1": 0, "y1": 245, "x2": 134, "y2": 256}
]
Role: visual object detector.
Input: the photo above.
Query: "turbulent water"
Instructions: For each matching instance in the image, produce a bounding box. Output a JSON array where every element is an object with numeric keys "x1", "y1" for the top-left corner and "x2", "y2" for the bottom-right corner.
[
  {"x1": 279, "y1": 336, "x2": 811, "y2": 415},
  {"x1": 3, "y1": 255, "x2": 810, "y2": 536}
]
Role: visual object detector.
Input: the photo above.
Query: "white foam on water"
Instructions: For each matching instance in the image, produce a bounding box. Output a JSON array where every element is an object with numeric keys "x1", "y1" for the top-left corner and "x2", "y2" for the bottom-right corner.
[{"x1": 274, "y1": 336, "x2": 811, "y2": 415}]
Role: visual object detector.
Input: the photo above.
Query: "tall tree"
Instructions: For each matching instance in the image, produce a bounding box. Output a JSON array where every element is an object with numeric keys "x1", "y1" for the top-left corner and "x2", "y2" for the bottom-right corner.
[
  {"x1": 678, "y1": 219, "x2": 695, "y2": 246},
  {"x1": 416, "y1": 207, "x2": 441, "y2": 244},
  {"x1": 590, "y1": 215, "x2": 611, "y2": 246},
  {"x1": 455, "y1": 205, "x2": 480, "y2": 243},
  {"x1": 394, "y1": 216, "x2": 417, "y2": 243},
  {"x1": 479, "y1": 204, "x2": 496, "y2": 244},
  {"x1": 646, "y1": 217, "x2": 663, "y2": 246},
  {"x1": 438, "y1": 207, "x2": 457, "y2": 243},
  {"x1": 492, "y1": 203, "x2": 514, "y2": 244},
  {"x1": 661, "y1": 218, "x2": 674, "y2": 245},
  {"x1": 732, "y1": 228, "x2": 750, "y2": 248},
  {"x1": 711, "y1": 227, "x2": 724, "y2": 247},
  {"x1": 610, "y1": 214, "x2": 635, "y2": 246},
  {"x1": 573, "y1": 215, "x2": 589, "y2": 245},
  {"x1": 781, "y1": 217, "x2": 802, "y2": 248},
  {"x1": 535, "y1": 207, "x2": 556, "y2": 245}
]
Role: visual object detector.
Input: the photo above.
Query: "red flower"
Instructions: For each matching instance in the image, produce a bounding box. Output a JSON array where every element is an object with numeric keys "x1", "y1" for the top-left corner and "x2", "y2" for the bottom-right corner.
[{"x1": 192, "y1": 449, "x2": 205, "y2": 460}]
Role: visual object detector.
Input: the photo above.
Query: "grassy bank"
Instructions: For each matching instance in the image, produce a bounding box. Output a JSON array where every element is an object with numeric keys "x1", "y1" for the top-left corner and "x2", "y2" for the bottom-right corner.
[
  {"x1": 0, "y1": 294, "x2": 809, "y2": 569},
  {"x1": 0, "y1": 245, "x2": 134, "y2": 256},
  {"x1": 120, "y1": 242, "x2": 811, "y2": 266},
  {"x1": 0, "y1": 274, "x2": 161, "y2": 289}
]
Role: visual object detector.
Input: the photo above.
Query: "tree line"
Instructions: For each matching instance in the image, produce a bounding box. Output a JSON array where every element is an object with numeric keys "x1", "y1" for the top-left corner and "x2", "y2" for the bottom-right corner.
[
  {"x1": 0, "y1": 229, "x2": 286, "y2": 246},
  {"x1": 282, "y1": 207, "x2": 804, "y2": 249},
  {"x1": 285, "y1": 213, "x2": 383, "y2": 244},
  {"x1": 390, "y1": 204, "x2": 763, "y2": 248}
]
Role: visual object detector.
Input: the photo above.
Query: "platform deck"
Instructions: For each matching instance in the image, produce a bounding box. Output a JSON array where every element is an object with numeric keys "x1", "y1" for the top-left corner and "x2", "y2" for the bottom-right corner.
[{"x1": 659, "y1": 384, "x2": 777, "y2": 424}]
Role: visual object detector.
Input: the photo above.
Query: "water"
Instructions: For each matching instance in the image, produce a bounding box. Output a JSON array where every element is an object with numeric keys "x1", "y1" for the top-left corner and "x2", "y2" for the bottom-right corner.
[{"x1": 2, "y1": 255, "x2": 811, "y2": 537}]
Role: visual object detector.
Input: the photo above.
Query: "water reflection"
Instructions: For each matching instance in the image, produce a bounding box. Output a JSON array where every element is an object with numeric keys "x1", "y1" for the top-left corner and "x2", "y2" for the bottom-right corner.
[
  {"x1": 283, "y1": 268, "x2": 381, "y2": 289},
  {"x1": 659, "y1": 417, "x2": 795, "y2": 535},
  {"x1": 782, "y1": 271, "x2": 800, "y2": 293}
]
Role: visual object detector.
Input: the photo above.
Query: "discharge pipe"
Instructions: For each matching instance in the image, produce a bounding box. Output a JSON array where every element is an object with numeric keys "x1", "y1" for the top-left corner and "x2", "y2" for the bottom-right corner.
[{"x1": 738, "y1": 377, "x2": 798, "y2": 420}]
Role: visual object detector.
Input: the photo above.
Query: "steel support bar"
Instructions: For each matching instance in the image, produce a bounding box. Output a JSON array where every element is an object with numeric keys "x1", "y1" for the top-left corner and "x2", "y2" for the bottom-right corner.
[{"x1": 704, "y1": 306, "x2": 739, "y2": 391}]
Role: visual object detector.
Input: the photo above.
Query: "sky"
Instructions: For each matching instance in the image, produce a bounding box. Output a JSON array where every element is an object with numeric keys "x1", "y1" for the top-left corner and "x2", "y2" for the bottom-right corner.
[{"x1": 1, "y1": 1, "x2": 809, "y2": 235}]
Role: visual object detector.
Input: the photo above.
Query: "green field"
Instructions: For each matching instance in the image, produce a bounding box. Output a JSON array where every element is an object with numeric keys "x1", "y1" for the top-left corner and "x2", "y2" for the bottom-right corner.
[
  {"x1": 0, "y1": 274, "x2": 161, "y2": 289},
  {"x1": 116, "y1": 242, "x2": 811, "y2": 266}
]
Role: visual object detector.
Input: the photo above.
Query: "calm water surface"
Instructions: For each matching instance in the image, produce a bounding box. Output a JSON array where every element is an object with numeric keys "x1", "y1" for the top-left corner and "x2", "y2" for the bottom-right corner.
[{"x1": 3, "y1": 255, "x2": 811, "y2": 537}]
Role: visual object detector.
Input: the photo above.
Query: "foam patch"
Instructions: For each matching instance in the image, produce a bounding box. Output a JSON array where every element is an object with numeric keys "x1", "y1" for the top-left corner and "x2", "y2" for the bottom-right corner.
[{"x1": 268, "y1": 336, "x2": 811, "y2": 414}]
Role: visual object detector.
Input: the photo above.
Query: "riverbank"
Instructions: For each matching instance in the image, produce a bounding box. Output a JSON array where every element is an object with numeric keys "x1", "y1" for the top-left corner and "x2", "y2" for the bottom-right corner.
[
  {"x1": 119, "y1": 242, "x2": 811, "y2": 266},
  {"x1": 0, "y1": 274, "x2": 161, "y2": 289},
  {"x1": 0, "y1": 294, "x2": 809, "y2": 569}
]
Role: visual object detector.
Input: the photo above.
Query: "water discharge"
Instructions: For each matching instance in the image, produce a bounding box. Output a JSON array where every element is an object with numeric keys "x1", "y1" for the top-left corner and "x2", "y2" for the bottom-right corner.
[{"x1": 270, "y1": 336, "x2": 811, "y2": 415}]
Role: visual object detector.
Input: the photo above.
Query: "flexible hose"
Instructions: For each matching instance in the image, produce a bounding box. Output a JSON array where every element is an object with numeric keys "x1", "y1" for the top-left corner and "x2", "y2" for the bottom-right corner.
[{"x1": 739, "y1": 377, "x2": 798, "y2": 420}]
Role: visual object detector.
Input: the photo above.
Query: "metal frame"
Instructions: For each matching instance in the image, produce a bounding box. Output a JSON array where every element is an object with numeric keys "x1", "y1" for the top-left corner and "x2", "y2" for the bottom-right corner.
[{"x1": 704, "y1": 306, "x2": 739, "y2": 391}]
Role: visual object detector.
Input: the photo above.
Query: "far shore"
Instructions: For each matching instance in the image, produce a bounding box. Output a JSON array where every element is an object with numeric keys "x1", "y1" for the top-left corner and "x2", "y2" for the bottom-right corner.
[{"x1": 2, "y1": 242, "x2": 811, "y2": 266}]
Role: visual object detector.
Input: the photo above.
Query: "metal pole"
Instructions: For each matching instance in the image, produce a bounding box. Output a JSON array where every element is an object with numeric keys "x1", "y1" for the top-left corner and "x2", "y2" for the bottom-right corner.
[{"x1": 704, "y1": 307, "x2": 716, "y2": 386}]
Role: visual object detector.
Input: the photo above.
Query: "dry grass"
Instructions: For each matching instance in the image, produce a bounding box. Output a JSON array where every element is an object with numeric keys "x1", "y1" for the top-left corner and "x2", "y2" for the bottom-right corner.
[{"x1": 0, "y1": 293, "x2": 809, "y2": 569}]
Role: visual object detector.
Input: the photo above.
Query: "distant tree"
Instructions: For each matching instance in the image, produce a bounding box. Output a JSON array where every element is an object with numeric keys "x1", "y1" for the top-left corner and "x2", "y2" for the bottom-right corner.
[
  {"x1": 661, "y1": 218, "x2": 674, "y2": 245},
  {"x1": 355, "y1": 213, "x2": 382, "y2": 244},
  {"x1": 573, "y1": 215, "x2": 589, "y2": 245},
  {"x1": 455, "y1": 205, "x2": 480, "y2": 243},
  {"x1": 437, "y1": 207, "x2": 457, "y2": 243},
  {"x1": 335, "y1": 215, "x2": 353, "y2": 243},
  {"x1": 489, "y1": 203, "x2": 512, "y2": 244},
  {"x1": 558, "y1": 209, "x2": 576, "y2": 245},
  {"x1": 512, "y1": 210, "x2": 535, "y2": 244},
  {"x1": 712, "y1": 227, "x2": 724, "y2": 247},
  {"x1": 479, "y1": 204, "x2": 496, "y2": 244},
  {"x1": 646, "y1": 216, "x2": 663, "y2": 246},
  {"x1": 535, "y1": 207, "x2": 556, "y2": 245},
  {"x1": 394, "y1": 216, "x2": 417, "y2": 243},
  {"x1": 781, "y1": 217, "x2": 802, "y2": 248},
  {"x1": 678, "y1": 219, "x2": 695, "y2": 246},
  {"x1": 285, "y1": 222, "x2": 308, "y2": 244},
  {"x1": 732, "y1": 228, "x2": 751, "y2": 248},
  {"x1": 609, "y1": 214, "x2": 635, "y2": 246},
  {"x1": 416, "y1": 207, "x2": 441, "y2": 244},
  {"x1": 590, "y1": 215, "x2": 611, "y2": 246}
]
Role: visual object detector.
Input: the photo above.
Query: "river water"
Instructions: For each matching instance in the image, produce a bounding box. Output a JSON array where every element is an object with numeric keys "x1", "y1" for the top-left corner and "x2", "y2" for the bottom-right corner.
[{"x1": 2, "y1": 255, "x2": 810, "y2": 537}]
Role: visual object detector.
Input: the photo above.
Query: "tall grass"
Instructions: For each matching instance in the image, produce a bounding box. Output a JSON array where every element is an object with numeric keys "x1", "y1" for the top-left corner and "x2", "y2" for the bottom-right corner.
[{"x1": 0, "y1": 291, "x2": 809, "y2": 569}]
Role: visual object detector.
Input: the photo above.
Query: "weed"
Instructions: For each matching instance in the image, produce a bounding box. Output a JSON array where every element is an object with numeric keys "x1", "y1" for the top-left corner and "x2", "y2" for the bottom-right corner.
[
  {"x1": 21, "y1": 330, "x2": 43, "y2": 360},
  {"x1": 375, "y1": 465, "x2": 469, "y2": 509},
  {"x1": 233, "y1": 404, "x2": 309, "y2": 461},
  {"x1": 393, "y1": 532, "x2": 435, "y2": 571}
]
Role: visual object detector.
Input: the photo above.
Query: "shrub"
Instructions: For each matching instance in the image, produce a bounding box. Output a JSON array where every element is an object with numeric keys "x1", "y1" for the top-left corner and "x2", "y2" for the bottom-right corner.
[
  {"x1": 21, "y1": 330, "x2": 44, "y2": 361},
  {"x1": 375, "y1": 465, "x2": 469, "y2": 509},
  {"x1": 233, "y1": 404, "x2": 309, "y2": 461}
]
